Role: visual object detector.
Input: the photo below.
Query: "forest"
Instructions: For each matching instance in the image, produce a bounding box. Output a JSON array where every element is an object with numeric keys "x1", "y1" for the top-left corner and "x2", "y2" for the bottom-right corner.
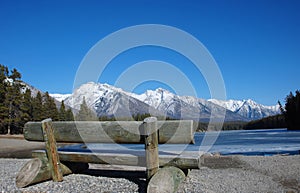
[
  {"x1": 278, "y1": 91, "x2": 300, "y2": 130},
  {"x1": 0, "y1": 64, "x2": 74, "y2": 134}
]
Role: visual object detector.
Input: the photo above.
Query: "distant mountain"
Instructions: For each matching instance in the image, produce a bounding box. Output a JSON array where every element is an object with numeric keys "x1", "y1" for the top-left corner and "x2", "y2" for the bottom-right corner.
[
  {"x1": 208, "y1": 99, "x2": 280, "y2": 120},
  {"x1": 20, "y1": 82, "x2": 41, "y2": 97},
  {"x1": 50, "y1": 82, "x2": 280, "y2": 122},
  {"x1": 131, "y1": 88, "x2": 247, "y2": 122},
  {"x1": 5, "y1": 78, "x2": 41, "y2": 98},
  {"x1": 49, "y1": 94, "x2": 71, "y2": 102},
  {"x1": 61, "y1": 82, "x2": 163, "y2": 118},
  {"x1": 21, "y1": 81, "x2": 72, "y2": 110}
]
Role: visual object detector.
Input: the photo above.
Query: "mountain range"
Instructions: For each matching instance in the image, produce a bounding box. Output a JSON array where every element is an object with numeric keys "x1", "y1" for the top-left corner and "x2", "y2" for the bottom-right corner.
[{"x1": 49, "y1": 82, "x2": 280, "y2": 122}]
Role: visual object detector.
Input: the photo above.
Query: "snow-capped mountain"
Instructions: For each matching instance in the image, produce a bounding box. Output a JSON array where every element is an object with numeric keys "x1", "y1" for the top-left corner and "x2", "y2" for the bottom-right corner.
[
  {"x1": 50, "y1": 82, "x2": 280, "y2": 121},
  {"x1": 131, "y1": 88, "x2": 248, "y2": 122},
  {"x1": 208, "y1": 99, "x2": 280, "y2": 120},
  {"x1": 49, "y1": 94, "x2": 71, "y2": 102},
  {"x1": 21, "y1": 81, "x2": 73, "y2": 110},
  {"x1": 62, "y1": 82, "x2": 162, "y2": 118},
  {"x1": 132, "y1": 88, "x2": 209, "y2": 120}
]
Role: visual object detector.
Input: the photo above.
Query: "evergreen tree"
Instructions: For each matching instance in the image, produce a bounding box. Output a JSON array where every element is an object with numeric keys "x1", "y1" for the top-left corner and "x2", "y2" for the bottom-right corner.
[
  {"x1": 75, "y1": 97, "x2": 97, "y2": 121},
  {"x1": 0, "y1": 65, "x2": 41, "y2": 134},
  {"x1": 65, "y1": 108, "x2": 74, "y2": 121},
  {"x1": 20, "y1": 89, "x2": 33, "y2": 125},
  {"x1": 0, "y1": 65, "x2": 9, "y2": 133},
  {"x1": 59, "y1": 100, "x2": 67, "y2": 121},
  {"x1": 0, "y1": 65, "x2": 8, "y2": 103},
  {"x1": 4, "y1": 76, "x2": 23, "y2": 134},
  {"x1": 9, "y1": 68, "x2": 21, "y2": 81},
  {"x1": 43, "y1": 92, "x2": 59, "y2": 121},
  {"x1": 32, "y1": 91, "x2": 44, "y2": 121},
  {"x1": 279, "y1": 90, "x2": 300, "y2": 130}
]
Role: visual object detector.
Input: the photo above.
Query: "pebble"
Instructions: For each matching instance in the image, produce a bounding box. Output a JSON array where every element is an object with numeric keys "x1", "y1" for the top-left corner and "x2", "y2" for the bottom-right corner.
[{"x1": 1, "y1": 156, "x2": 300, "y2": 193}]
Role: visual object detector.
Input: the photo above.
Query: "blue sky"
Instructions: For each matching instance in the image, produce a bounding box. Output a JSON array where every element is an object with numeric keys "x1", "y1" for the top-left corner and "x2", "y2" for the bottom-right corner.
[{"x1": 0, "y1": 0, "x2": 299, "y2": 105}]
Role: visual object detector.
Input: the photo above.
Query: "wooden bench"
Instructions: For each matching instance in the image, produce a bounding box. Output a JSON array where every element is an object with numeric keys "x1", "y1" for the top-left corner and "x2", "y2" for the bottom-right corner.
[{"x1": 16, "y1": 117, "x2": 201, "y2": 192}]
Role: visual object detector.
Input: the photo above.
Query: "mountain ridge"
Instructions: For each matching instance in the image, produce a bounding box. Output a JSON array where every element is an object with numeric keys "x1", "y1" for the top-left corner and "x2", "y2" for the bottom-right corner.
[{"x1": 50, "y1": 82, "x2": 280, "y2": 122}]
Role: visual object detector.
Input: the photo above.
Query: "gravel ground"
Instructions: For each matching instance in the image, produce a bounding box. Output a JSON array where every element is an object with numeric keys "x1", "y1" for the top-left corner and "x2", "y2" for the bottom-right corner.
[{"x1": 1, "y1": 155, "x2": 300, "y2": 193}]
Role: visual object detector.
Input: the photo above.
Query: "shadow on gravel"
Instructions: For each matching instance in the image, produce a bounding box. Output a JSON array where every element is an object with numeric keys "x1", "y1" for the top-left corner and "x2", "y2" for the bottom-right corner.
[
  {"x1": 201, "y1": 155, "x2": 247, "y2": 169},
  {"x1": 0, "y1": 148, "x2": 43, "y2": 158},
  {"x1": 83, "y1": 169, "x2": 147, "y2": 193}
]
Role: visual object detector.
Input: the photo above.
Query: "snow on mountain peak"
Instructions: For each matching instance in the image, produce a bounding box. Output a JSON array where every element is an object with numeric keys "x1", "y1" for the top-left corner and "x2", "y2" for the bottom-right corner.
[
  {"x1": 49, "y1": 94, "x2": 72, "y2": 102},
  {"x1": 49, "y1": 82, "x2": 280, "y2": 121},
  {"x1": 64, "y1": 82, "x2": 121, "y2": 110},
  {"x1": 132, "y1": 87, "x2": 177, "y2": 109},
  {"x1": 208, "y1": 98, "x2": 280, "y2": 119}
]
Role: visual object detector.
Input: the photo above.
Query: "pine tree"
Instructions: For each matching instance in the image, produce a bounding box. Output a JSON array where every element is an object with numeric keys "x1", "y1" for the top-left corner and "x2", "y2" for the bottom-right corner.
[
  {"x1": 59, "y1": 100, "x2": 74, "y2": 121},
  {"x1": 20, "y1": 89, "x2": 33, "y2": 126},
  {"x1": 43, "y1": 92, "x2": 59, "y2": 121},
  {"x1": 0, "y1": 65, "x2": 8, "y2": 103},
  {"x1": 0, "y1": 65, "x2": 36, "y2": 134},
  {"x1": 65, "y1": 108, "x2": 74, "y2": 121},
  {"x1": 32, "y1": 91, "x2": 44, "y2": 121},
  {"x1": 4, "y1": 75, "x2": 23, "y2": 134},
  {"x1": 75, "y1": 97, "x2": 97, "y2": 121},
  {"x1": 0, "y1": 65, "x2": 9, "y2": 133},
  {"x1": 279, "y1": 90, "x2": 300, "y2": 130},
  {"x1": 59, "y1": 100, "x2": 67, "y2": 121},
  {"x1": 9, "y1": 68, "x2": 21, "y2": 81}
]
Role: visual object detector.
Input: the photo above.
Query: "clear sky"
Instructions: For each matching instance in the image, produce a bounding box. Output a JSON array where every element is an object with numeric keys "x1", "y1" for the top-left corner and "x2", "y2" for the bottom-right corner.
[{"x1": 0, "y1": 0, "x2": 299, "y2": 105}]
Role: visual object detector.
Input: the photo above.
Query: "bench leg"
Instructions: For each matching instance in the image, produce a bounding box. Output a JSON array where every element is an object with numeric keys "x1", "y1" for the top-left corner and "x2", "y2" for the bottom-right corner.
[
  {"x1": 16, "y1": 156, "x2": 72, "y2": 188},
  {"x1": 41, "y1": 118, "x2": 63, "y2": 182},
  {"x1": 143, "y1": 117, "x2": 159, "y2": 181},
  {"x1": 147, "y1": 166, "x2": 186, "y2": 193},
  {"x1": 16, "y1": 153, "x2": 89, "y2": 188}
]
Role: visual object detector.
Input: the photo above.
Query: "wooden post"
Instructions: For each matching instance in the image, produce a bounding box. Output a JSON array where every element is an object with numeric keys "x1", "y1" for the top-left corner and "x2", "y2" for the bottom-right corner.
[
  {"x1": 147, "y1": 166, "x2": 186, "y2": 193},
  {"x1": 16, "y1": 152, "x2": 89, "y2": 188},
  {"x1": 41, "y1": 118, "x2": 63, "y2": 182},
  {"x1": 142, "y1": 117, "x2": 159, "y2": 181}
]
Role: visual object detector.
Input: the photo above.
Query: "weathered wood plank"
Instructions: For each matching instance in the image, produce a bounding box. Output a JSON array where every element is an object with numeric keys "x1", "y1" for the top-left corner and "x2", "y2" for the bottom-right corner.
[
  {"x1": 41, "y1": 119, "x2": 63, "y2": 182},
  {"x1": 147, "y1": 166, "x2": 186, "y2": 193},
  {"x1": 32, "y1": 150, "x2": 201, "y2": 169},
  {"x1": 24, "y1": 120, "x2": 195, "y2": 144},
  {"x1": 142, "y1": 117, "x2": 159, "y2": 180}
]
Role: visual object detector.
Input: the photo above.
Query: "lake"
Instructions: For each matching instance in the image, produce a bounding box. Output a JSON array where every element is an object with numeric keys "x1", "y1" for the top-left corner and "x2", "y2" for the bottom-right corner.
[
  {"x1": 62, "y1": 128, "x2": 300, "y2": 156},
  {"x1": 191, "y1": 128, "x2": 300, "y2": 155}
]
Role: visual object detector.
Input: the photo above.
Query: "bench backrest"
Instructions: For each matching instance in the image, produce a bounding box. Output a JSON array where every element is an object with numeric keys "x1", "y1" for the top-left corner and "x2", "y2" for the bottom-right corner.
[{"x1": 24, "y1": 120, "x2": 195, "y2": 144}]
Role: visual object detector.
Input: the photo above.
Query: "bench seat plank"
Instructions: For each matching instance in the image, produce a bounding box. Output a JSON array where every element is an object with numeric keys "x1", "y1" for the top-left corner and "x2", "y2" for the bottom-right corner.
[
  {"x1": 32, "y1": 149, "x2": 200, "y2": 169},
  {"x1": 24, "y1": 120, "x2": 195, "y2": 144}
]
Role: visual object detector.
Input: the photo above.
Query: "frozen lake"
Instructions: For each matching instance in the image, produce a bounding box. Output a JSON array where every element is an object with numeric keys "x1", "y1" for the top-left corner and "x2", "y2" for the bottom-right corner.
[
  {"x1": 191, "y1": 128, "x2": 300, "y2": 155},
  {"x1": 60, "y1": 128, "x2": 300, "y2": 156}
]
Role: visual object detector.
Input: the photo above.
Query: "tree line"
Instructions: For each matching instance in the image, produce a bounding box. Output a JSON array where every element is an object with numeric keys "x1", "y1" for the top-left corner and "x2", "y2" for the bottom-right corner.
[
  {"x1": 279, "y1": 90, "x2": 300, "y2": 130},
  {"x1": 243, "y1": 90, "x2": 300, "y2": 130},
  {"x1": 0, "y1": 64, "x2": 74, "y2": 134},
  {"x1": 243, "y1": 114, "x2": 286, "y2": 130}
]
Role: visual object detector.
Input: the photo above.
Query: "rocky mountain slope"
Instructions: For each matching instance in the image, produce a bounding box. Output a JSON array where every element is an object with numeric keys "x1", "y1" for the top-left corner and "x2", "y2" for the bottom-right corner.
[{"x1": 50, "y1": 82, "x2": 280, "y2": 122}]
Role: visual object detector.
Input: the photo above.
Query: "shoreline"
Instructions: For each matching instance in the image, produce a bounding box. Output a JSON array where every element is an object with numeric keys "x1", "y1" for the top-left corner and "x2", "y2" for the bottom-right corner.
[{"x1": 1, "y1": 135, "x2": 300, "y2": 192}]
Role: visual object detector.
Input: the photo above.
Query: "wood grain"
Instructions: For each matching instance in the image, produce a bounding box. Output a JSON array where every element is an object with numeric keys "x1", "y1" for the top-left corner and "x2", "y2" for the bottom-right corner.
[
  {"x1": 41, "y1": 119, "x2": 63, "y2": 182},
  {"x1": 24, "y1": 120, "x2": 195, "y2": 144}
]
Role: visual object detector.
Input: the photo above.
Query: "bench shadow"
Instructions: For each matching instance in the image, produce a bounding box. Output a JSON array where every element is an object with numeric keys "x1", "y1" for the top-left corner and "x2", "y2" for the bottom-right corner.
[{"x1": 81, "y1": 169, "x2": 147, "y2": 193}]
